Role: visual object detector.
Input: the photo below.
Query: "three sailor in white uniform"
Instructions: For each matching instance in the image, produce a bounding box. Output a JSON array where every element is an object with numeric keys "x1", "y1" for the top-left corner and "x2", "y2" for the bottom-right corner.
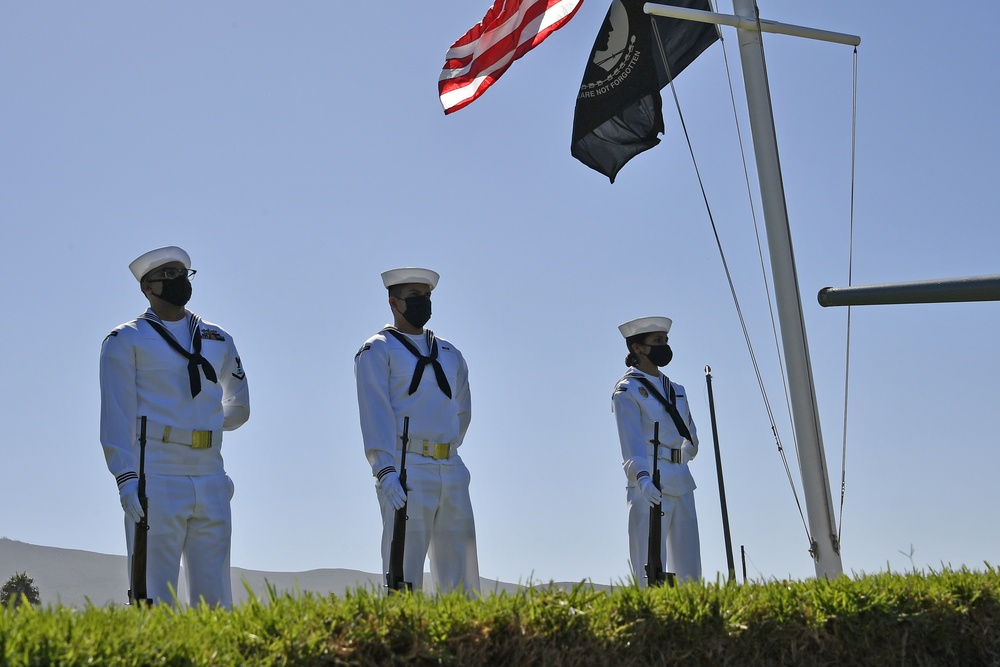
[{"x1": 100, "y1": 252, "x2": 704, "y2": 597}]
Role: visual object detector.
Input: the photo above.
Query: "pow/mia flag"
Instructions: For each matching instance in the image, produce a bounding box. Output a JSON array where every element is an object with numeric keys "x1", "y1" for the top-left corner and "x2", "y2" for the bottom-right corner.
[{"x1": 571, "y1": 0, "x2": 719, "y2": 183}]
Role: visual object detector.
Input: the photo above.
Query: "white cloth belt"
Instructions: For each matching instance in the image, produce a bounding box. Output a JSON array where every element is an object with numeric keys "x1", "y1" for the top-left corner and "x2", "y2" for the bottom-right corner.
[
  {"x1": 140, "y1": 419, "x2": 220, "y2": 449},
  {"x1": 405, "y1": 440, "x2": 455, "y2": 460},
  {"x1": 657, "y1": 448, "x2": 682, "y2": 464}
]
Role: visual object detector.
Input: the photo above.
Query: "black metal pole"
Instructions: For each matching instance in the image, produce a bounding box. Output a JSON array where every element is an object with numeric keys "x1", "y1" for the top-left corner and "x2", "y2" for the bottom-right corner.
[
  {"x1": 741, "y1": 545, "x2": 747, "y2": 584},
  {"x1": 818, "y1": 274, "x2": 1000, "y2": 307},
  {"x1": 705, "y1": 366, "x2": 736, "y2": 582}
]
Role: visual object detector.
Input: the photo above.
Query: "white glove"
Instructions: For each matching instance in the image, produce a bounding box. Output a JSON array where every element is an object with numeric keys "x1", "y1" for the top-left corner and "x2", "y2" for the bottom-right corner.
[
  {"x1": 379, "y1": 471, "x2": 407, "y2": 511},
  {"x1": 119, "y1": 478, "x2": 145, "y2": 524},
  {"x1": 637, "y1": 475, "x2": 662, "y2": 507}
]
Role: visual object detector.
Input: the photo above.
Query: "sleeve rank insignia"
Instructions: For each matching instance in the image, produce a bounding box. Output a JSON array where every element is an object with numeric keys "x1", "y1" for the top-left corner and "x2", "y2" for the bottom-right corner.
[{"x1": 232, "y1": 355, "x2": 246, "y2": 381}]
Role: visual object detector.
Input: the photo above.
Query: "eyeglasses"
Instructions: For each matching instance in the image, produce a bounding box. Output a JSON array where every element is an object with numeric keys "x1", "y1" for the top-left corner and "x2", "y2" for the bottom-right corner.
[{"x1": 146, "y1": 268, "x2": 197, "y2": 281}]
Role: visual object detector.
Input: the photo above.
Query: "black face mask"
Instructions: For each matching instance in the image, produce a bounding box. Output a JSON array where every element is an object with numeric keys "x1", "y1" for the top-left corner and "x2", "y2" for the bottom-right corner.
[
  {"x1": 401, "y1": 295, "x2": 432, "y2": 328},
  {"x1": 645, "y1": 344, "x2": 673, "y2": 367},
  {"x1": 154, "y1": 275, "x2": 193, "y2": 307}
]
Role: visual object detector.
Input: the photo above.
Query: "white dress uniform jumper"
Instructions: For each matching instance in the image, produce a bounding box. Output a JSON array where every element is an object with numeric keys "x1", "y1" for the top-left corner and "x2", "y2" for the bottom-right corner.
[
  {"x1": 355, "y1": 326, "x2": 480, "y2": 595},
  {"x1": 613, "y1": 316, "x2": 701, "y2": 585},
  {"x1": 101, "y1": 252, "x2": 249, "y2": 608}
]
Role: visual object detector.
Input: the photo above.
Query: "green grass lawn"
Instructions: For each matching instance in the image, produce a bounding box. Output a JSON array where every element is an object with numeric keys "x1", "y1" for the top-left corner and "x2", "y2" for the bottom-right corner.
[{"x1": 3, "y1": 566, "x2": 999, "y2": 666}]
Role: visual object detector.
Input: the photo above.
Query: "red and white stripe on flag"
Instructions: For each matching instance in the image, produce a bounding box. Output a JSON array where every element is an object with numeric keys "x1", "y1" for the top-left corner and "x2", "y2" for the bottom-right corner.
[{"x1": 439, "y1": 0, "x2": 583, "y2": 115}]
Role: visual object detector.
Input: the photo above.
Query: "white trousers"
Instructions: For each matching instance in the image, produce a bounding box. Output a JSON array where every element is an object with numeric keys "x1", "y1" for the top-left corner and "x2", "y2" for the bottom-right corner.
[
  {"x1": 125, "y1": 472, "x2": 234, "y2": 608},
  {"x1": 627, "y1": 486, "x2": 701, "y2": 586},
  {"x1": 378, "y1": 462, "x2": 480, "y2": 595}
]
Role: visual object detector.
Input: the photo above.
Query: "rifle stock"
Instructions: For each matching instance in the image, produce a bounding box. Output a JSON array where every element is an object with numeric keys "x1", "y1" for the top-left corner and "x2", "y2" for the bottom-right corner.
[
  {"x1": 386, "y1": 416, "x2": 412, "y2": 592},
  {"x1": 645, "y1": 422, "x2": 675, "y2": 587},
  {"x1": 129, "y1": 416, "x2": 152, "y2": 605}
]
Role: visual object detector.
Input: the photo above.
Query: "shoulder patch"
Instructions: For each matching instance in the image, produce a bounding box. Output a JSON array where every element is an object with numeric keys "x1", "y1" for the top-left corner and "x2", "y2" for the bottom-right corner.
[
  {"x1": 614, "y1": 385, "x2": 627, "y2": 394},
  {"x1": 232, "y1": 355, "x2": 246, "y2": 381},
  {"x1": 103, "y1": 330, "x2": 119, "y2": 343},
  {"x1": 201, "y1": 328, "x2": 226, "y2": 341},
  {"x1": 355, "y1": 343, "x2": 371, "y2": 360}
]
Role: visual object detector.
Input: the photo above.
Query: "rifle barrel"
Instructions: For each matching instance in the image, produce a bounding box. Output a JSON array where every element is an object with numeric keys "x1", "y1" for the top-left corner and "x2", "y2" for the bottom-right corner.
[
  {"x1": 386, "y1": 416, "x2": 412, "y2": 592},
  {"x1": 130, "y1": 416, "x2": 151, "y2": 605},
  {"x1": 646, "y1": 422, "x2": 665, "y2": 586}
]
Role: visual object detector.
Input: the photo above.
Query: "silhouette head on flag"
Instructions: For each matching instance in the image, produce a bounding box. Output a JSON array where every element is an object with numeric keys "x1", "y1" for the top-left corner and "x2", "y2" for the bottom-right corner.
[{"x1": 571, "y1": 0, "x2": 719, "y2": 182}]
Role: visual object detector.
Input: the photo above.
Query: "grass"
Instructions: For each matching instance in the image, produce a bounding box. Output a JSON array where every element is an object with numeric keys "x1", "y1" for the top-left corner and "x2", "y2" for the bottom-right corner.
[{"x1": 2, "y1": 565, "x2": 999, "y2": 666}]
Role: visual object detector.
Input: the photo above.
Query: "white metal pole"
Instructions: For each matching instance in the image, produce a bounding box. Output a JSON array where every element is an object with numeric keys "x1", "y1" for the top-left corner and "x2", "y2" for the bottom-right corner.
[
  {"x1": 729, "y1": 0, "x2": 842, "y2": 578},
  {"x1": 644, "y1": 3, "x2": 860, "y2": 47},
  {"x1": 645, "y1": 0, "x2": 852, "y2": 577}
]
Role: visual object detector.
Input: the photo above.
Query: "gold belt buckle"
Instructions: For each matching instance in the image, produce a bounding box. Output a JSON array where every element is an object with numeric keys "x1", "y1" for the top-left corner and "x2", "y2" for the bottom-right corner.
[
  {"x1": 433, "y1": 443, "x2": 450, "y2": 460},
  {"x1": 670, "y1": 448, "x2": 681, "y2": 464},
  {"x1": 191, "y1": 430, "x2": 213, "y2": 449}
]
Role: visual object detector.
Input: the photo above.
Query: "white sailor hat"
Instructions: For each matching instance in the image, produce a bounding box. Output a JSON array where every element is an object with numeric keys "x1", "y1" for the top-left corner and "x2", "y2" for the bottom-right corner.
[
  {"x1": 618, "y1": 316, "x2": 673, "y2": 339},
  {"x1": 129, "y1": 246, "x2": 191, "y2": 282},
  {"x1": 380, "y1": 267, "x2": 440, "y2": 290}
]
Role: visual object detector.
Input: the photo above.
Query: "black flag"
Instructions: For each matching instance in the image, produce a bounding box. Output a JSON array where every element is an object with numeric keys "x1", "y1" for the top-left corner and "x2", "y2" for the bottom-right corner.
[{"x1": 571, "y1": 0, "x2": 719, "y2": 182}]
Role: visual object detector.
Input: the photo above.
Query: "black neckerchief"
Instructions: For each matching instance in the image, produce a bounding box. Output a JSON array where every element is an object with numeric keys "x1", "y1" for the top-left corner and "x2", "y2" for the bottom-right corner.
[
  {"x1": 627, "y1": 371, "x2": 693, "y2": 443},
  {"x1": 382, "y1": 327, "x2": 452, "y2": 399},
  {"x1": 140, "y1": 312, "x2": 218, "y2": 398}
]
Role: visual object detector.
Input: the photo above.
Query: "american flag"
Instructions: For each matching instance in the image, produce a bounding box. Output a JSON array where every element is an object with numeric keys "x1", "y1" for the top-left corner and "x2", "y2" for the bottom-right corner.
[{"x1": 439, "y1": 0, "x2": 583, "y2": 115}]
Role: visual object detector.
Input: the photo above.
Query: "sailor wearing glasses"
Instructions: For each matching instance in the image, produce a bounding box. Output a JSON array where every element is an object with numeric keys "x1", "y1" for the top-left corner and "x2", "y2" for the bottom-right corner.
[
  {"x1": 612, "y1": 316, "x2": 701, "y2": 585},
  {"x1": 354, "y1": 267, "x2": 480, "y2": 595},
  {"x1": 100, "y1": 245, "x2": 250, "y2": 608}
]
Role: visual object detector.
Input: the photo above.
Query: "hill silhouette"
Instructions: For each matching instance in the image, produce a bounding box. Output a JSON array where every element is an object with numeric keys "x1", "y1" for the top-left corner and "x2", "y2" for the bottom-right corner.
[{"x1": 0, "y1": 538, "x2": 598, "y2": 607}]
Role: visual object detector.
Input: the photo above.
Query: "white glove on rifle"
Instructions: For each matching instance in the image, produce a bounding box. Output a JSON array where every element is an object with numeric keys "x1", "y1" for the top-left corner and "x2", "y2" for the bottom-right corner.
[
  {"x1": 119, "y1": 478, "x2": 145, "y2": 524},
  {"x1": 636, "y1": 474, "x2": 662, "y2": 507},
  {"x1": 379, "y1": 471, "x2": 407, "y2": 511}
]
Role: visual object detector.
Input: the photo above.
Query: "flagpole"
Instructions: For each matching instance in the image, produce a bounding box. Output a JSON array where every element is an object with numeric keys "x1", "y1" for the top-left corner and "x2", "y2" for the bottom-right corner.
[
  {"x1": 645, "y1": 1, "x2": 858, "y2": 578},
  {"x1": 731, "y1": 0, "x2": 842, "y2": 578},
  {"x1": 643, "y1": 3, "x2": 859, "y2": 47}
]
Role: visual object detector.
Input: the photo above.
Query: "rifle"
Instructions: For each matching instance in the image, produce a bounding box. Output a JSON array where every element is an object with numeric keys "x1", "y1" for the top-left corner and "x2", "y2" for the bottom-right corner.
[
  {"x1": 129, "y1": 416, "x2": 152, "y2": 605},
  {"x1": 645, "y1": 422, "x2": 676, "y2": 587},
  {"x1": 386, "y1": 416, "x2": 412, "y2": 592}
]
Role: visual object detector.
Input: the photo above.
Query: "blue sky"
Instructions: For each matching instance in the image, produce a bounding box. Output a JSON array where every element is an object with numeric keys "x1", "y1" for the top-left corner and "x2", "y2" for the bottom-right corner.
[{"x1": 2, "y1": 0, "x2": 999, "y2": 588}]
